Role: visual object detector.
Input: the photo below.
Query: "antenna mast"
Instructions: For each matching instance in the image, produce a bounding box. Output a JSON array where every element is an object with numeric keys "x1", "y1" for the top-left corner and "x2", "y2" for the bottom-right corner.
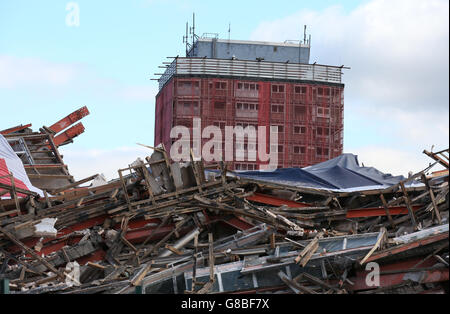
[
  {"x1": 183, "y1": 22, "x2": 189, "y2": 56},
  {"x1": 303, "y1": 25, "x2": 307, "y2": 44},
  {"x1": 192, "y1": 12, "x2": 195, "y2": 53},
  {"x1": 188, "y1": 13, "x2": 199, "y2": 57}
]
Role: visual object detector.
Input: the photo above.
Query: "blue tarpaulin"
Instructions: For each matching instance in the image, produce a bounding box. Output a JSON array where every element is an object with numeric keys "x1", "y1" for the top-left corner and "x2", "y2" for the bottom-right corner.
[{"x1": 234, "y1": 154, "x2": 410, "y2": 192}]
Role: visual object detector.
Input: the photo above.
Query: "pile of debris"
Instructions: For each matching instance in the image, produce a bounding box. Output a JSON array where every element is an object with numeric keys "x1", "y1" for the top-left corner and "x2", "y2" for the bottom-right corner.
[{"x1": 0, "y1": 111, "x2": 448, "y2": 294}]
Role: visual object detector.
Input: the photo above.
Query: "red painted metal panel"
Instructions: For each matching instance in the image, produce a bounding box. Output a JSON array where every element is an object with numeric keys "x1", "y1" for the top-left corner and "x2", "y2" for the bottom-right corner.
[
  {"x1": 221, "y1": 217, "x2": 254, "y2": 231},
  {"x1": 124, "y1": 225, "x2": 184, "y2": 244},
  {"x1": 346, "y1": 204, "x2": 422, "y2": 218},
  {"x1": 349, "y1": 257, "x2": 449, "y2": 291},
  {"x1": 0, "y1": 124, "x2": 32, "y2": 135},
  {"x1": 0, "y1": 158, "x2": 30, "y2": 198},
  {"x1": 364, "y1": 232, "x2": 449, "y2": 263},
  {"x1": 247, "y1": 193, "x2": 310, "y2": 208},
  {"x1": 48, "y1": 106, "x2": 90, "y2": 134},
  {"x1": 52, "y1": 122, "x2": 85, "y2": 147}
]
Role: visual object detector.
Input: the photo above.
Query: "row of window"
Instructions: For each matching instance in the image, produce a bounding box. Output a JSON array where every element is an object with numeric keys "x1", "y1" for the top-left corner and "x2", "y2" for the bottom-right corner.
[
  {"x1": 235, "y1": 163, "x2": 258, "y2": 171},
  {"x1": 177, "y1": 142, "x2": 330, "y2": 158},
  {"x1": 236, "y1": 122, "x2": 258, "y2": 129},
  {"x1": 199, "y1": 121, "x2": 334, "y2": 137},
  {"x1": 177, "y1": 101, "x2": 200, "y2": 115},
  {"x1": 236, "y1": 103, "x2": 259, "y2": 111},
  {"x1": 267, "y1": 145, "x2": 330, "y2": 156},
  {"x1": 202, "y1": 102, "x2": 336, "y2": 115},
  {"x1": 177, "y1": 80, "x2": 340, "y2": 95},
  {"x1": 316, "y1": 127, "x2": 330, "y2": 136}
]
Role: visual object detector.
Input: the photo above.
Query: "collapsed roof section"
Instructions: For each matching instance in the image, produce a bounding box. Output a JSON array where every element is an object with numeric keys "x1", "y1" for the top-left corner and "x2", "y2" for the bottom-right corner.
[
  {"x1": 234, "y1": 153, "x2": 418, "y2": 192},
  {"x1": 0, "y1": 106, "x2": 89, "y2": 193}
]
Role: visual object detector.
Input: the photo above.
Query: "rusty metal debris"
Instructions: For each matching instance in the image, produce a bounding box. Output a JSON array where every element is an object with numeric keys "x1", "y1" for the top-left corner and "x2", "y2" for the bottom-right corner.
[{"x1": 0, "y1": 111, "x2": 448, "y2": 294}]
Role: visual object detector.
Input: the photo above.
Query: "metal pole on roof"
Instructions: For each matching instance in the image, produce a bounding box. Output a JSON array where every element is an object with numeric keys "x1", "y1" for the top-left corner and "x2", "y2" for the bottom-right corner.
[{"x1": 192, "y1": 13, "x2": 195, "y2": 56}]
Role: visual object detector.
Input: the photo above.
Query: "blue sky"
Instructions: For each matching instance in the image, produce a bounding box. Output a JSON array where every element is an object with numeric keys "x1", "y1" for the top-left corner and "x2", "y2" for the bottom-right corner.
[{"x1": 1, "y1": 0, "x2": 448, "y2": 180}]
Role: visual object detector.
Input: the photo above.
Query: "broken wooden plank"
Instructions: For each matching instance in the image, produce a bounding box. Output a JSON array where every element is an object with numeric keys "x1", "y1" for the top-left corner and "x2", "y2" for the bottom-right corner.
[
  {"x1": 50, "y1": 174, "x2": 99, "y2": 194},
  {"x1": 360, "y1": 228, "x2": 387, "y2": 265},
  {"x1": 294, "y1": 232, "x2": 323, "y2": 266}
]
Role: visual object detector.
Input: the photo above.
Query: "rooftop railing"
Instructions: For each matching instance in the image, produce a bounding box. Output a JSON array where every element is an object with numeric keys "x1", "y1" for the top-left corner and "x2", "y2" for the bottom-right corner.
[{"x1": 158, "y1": 57, "x2": 347, "y2": 90}]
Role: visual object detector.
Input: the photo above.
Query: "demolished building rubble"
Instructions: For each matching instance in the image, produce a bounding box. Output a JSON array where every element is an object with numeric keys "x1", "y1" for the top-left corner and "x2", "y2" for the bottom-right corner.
[{"x1": 0, "y1": 110, "x2": 448, "y2": 294}]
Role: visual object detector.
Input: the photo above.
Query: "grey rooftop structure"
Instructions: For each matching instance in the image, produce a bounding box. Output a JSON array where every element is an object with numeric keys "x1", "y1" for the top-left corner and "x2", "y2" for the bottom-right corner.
[{"x1": 187, "y1": 37, "x2": 311, "y2": 64}]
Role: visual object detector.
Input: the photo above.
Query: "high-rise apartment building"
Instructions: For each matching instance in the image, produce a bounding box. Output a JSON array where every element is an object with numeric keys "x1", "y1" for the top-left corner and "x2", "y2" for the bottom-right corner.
[{"x1": 154, "y1": 35, "x2": 345, "y2": 170}]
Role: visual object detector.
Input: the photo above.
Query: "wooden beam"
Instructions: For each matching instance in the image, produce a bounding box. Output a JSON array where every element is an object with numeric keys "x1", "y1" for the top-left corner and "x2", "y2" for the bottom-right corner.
[
  {"x1": 295, "y1": 232, "x2": 323, "y2": 266},
  {"x1": 360, "y1": 228, "x2": 387, "y2": 265},
  {"x1": 423, "y1": 149, "x2": 449, "y2": 168},
  {"x1": 49, "y1": 174, "x2": 99, "y2": 194},
  {"x1": 8, "y1": 173, "x2": 21, "y2": 215},
  {"x1": 399, "y1": 182, "x2": 418, "y2": 229},
  {"x1": 421, "y1": 174, "x2": 442, "y2": 224},
  {"x1": 208, "y1": 232, "x2": 215, "y2": 282},
  {"x1": 0, "y1": 182, "x2": 38, "y2": 197},
  {"x1": 27, "y1": 174, "x2": 73, "y2": 180},
  {"x1": 380, "y1": 193, "x2": 395, "y2": 228}
]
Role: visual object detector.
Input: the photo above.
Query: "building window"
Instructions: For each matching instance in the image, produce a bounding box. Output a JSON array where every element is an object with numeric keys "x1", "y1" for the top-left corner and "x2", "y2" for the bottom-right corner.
[
  {"x1": 236, "y1": 102, "x2": 258, "y2": 111},
  {"x1": 213, "y1": 121, "x2": 226, "y2": 129},
  {"x1": 178, "y1": 101, "x2": 199, "y2": 115},
  {"x1": 294, "y1": 146, "x2": 306, "y2": 154},
  {"x1": 236, "y1": 122, "x2": 258, "y2": 131},
  {"x1": 317, "y1": 107, "x2": 330, "y2": 116},
  {"x1": 215, "y1": 82, "x2": 227, "y2": 90},
  {"x1": 235, "y1": 163, "x2": 257, "y2": 171},
  {"x1": 238, "y1": 82, "x2": 258, "y2": 90},
  {"x1": 316, "y1": 127, "x2": 329, "y2": 137},
  {"x1": 294, "y1": 86, "x2": 307, "y2": 94},
  {"x1": 270, "y1": 144, "x2": 284, "y2": 153},
  {"x1": 294, "y1": 126, "x2": 306, "y2": 134},
  {"x1": 318, "y1": 87, "x2": 330, "y2": 96},
  {"x1": 271, "y1": 104, "x2": 284, "y2": 113},
  {"x1": 178, "y1": 80, "x2": 199, "y2": 88},
  {"x1": 271, "y1": 125, "x2": 284, "y2": 133},
  {"x1": 272, "y1": 84, "x2": 284, "y2": 93},
  {"x1": 316, "y1": 147, "x2": 329, "y2": 156},
  {"x1": 236, "y1": 122, "x2": 257, "y2": 130}
]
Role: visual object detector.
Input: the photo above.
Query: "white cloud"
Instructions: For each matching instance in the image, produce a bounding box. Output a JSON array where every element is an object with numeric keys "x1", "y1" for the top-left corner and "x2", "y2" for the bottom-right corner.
[
  {"x1": 250, "y1": 0, "x2": 449, "y2": 174},
  {"x1": 60, "y1": 145, "x2": 153, "y2": 181},
  {"x1": 349, "y1": 105, "x2": 449, "y2": 148},
  {"x1": 0, "y1": 55, "x2": 158, "y2": 102},
  {"x1": 346, "y1": 145, "x2": 446, "y2": 177},
  {"x1": 250, "y1": 0, "x2": 449, "y2": 111}
]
